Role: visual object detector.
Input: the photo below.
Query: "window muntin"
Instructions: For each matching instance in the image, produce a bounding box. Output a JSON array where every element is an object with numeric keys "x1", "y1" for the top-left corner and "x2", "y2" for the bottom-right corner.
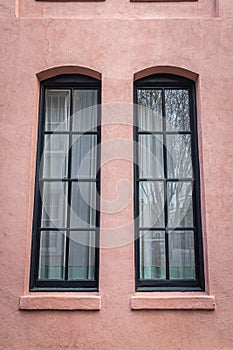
[
  {"x1": 134, "y1": 74, "x2": 204, "y2": 291},
  {"x1": 30, "y1": 75, "x2": 100, "y2": 291}
]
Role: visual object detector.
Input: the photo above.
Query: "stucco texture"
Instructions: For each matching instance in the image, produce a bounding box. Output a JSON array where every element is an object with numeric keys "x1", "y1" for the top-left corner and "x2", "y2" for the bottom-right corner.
[{"x1": 0, "y1": 0, "x2": 233, "y2": 349}]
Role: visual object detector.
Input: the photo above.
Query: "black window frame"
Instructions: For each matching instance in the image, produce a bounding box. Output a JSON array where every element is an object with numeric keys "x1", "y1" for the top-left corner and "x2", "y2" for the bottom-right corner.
[
  {"x1": 30, "y1": 74, "x2": 101, "y2": 292},
  {"x1": 134, "y1": 74, "x2": 205, "y2": 292}
]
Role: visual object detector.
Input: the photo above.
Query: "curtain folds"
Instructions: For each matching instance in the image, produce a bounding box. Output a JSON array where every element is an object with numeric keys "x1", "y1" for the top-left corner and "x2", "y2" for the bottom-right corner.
[{"x1": 38, "y1": 89, "x2": 97, "y2": 280}]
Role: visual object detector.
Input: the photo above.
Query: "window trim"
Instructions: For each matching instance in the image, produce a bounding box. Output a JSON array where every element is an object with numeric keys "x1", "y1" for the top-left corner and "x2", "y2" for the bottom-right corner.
[
  {"x1": 30, "y1": 74, "x2": 101, "y2": 292},
  {"x1": 134, "y1": 74, "x2": 205, "y2": 292}
]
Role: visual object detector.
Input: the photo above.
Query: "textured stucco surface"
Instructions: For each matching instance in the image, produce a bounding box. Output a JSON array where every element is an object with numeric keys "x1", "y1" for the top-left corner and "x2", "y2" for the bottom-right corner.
[{"x1": 0, "y1": 0, "x2": 233, "y2": 348}]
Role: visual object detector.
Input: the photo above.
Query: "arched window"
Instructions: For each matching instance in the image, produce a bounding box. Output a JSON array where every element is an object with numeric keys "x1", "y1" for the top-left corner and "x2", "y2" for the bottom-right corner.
[
  {"x1": 30, "y1": 74, "x2": 101, "y2": 291},
  {"x1": 134, "y1": 73, "x2": 205, "y2": 291}
]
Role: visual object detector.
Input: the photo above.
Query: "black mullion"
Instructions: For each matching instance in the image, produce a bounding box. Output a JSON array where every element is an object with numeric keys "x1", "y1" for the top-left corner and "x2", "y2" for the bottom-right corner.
[
  {"x1": 134, "y1": 86, "x2": 140, "y2": 289},
  {"x1": 40, "y1": 178, "x2": 98, "y2": 182},
  {"x1": 138, "y1": 131, "x2": 191, "y2": 135},
  {"x1": 162, "y1": 88, "x2": 170, "y2": 280},
  {"x1": 64, "y1": 88, "x2": 73, "y2": 280},
  {"x1": 30, "y1": 85, "x2": 46, "y2": 289},
  {"x1": 139, "y1": 227, "x2": 195, "y2": 231},
  {"x1": 138, "y1": 178, "x2": 194, "y2": 182},
  {"x1": 189, "y1": 85, "x2": 204, "y2": 289},
  {"x1": 44, "y1": 131, "x2": 98, "y2": 135},
  {"x1": 94, "y1": 85, "x2": 101, "y2": 288},
  {"x1": 40, "y1": 227, "x2": 98, "y2": 232}
]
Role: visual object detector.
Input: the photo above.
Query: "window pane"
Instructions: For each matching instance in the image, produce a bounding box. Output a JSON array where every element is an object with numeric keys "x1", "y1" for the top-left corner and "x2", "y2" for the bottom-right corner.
[
  {"x1": 138, "y1": 135, "x2": 164, "y2": 179},
  {"x1": 167, "y1": 181, "x2": 193, "y2": 228},
  {"x1": 169, "y1": 230, "x2": 195, "y2": 279},
  {"x1": 41, "y1": 182, "x2": 68, "y2": 228},
  {"x1": 165, "y1": 89, "x2": 190, "y2": 131},
  {"x1": 166, "y1": 134, "x2": 193, "y2": 179},
  {"x1": 42, "y1": 135, "x2": 69, "y2": 179},
  {"x1": 38, "y1": 231, "x2": 66, "y2": 280},
  {"x1": 137, "y1": 89, "x2": 163, "y2": 131},
  {"x1": 70, "y1": 182, "x2": 96, "y2": 228},
  {"x1": 72, "y1": 90, "x2": 98, "y2": 132},
  {"x1": 45, "y1": 90, "x2": 70, "y2": 131},
  {"x1": 139, "y1": 231, "x2": 165, "y2": 279},
  {"x1": 139, "y1": 182, "x2": 165, "y2": 228},
  {"x1": 68, "y1": 231, "x2": 95, "y2": 280},
  {"x1": 71, "y1": 135, "x2": 97, "y2": 179}
]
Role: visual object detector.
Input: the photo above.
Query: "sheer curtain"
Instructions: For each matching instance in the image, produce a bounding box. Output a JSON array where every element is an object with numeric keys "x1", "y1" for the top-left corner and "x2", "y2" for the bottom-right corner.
[
  {"x1": 138, "y1": 88, "x2": 195, "y2": 280},
  {"x1": 38, "y1": 89, "x2": 97, "y2": 280}
]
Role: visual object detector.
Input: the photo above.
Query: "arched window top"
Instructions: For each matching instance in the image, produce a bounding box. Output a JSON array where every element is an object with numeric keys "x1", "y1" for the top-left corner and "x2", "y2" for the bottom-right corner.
[
  {"x1": 37, "y1": 66, "x2": 101, "y2": 82},
  {"x1": 134, "y1": 73, "x2": 194, "y2": 86},
  {"x1": 42, "y1": 74, "x2": 101, "y2": 88},
  {"x1": 134, "y1": 66, "x2": 198, "y2": 82}
]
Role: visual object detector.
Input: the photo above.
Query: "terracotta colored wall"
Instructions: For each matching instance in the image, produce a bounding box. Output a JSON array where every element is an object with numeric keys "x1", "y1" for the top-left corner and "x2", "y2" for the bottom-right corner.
[{"x1": 1, "y1": 0, "x2": 233, "y2": 349}]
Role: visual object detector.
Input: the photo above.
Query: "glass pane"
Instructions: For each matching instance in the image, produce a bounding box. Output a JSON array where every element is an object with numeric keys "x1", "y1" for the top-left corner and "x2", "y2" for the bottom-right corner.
[
  {"x1": 139, "y1": 231, "x2": 165, "y2": 279},
  {"x1": 169, "y1": 230, "x2": 195, "y2": 279},
  {"x1": 72, "y1": 90, "x2": 98, "y2": 131},
  {"x1": 165, "y1": 89, "x2": 190, "y2": 131},
  {"x1": 45, "y1": 90, "x2": 70, "y2": 131},
  {"x1": 71, "y1": 136, "x2": 97, "y2": 179},
  {"x1": 138, "y1": 135, "x2": 164, "y2": 179},
  {"x1": 137, "y1": 89, "x2": 163, "y2": 131},
  {"x1": 38, "y1": 231, "x2": 66, "y2": 280},
  {"x1": 166, "y1": 134, "x2": 193, "y2": 179},
  {"x1": 41, "y1": 182, "x2": 68, "y2": 228},
  {"x1": 139, "y1": 182, "x2": 165, "y2": 228},
  {"x1": 167, "y1": 182, "x2": 193, "y2": 228},
  {"x1": 42, "y1": 135, "x2": 69, "y2": 179},
  {"x1": 68, "y1": 231, "x2": 95, "y2": 280},
  {"x1": 70, "y1": 182, "x2": 96, "y2": 228}
]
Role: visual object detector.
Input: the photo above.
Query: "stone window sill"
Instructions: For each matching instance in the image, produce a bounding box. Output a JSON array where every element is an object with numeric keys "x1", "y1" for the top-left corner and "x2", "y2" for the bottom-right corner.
[
  {"x1": 36, "y1": 0, "x2": 105, "y2": 2},
  {"x1": 19, "y1": 294, "x2": 101, "y2": 311},
  {"x1": 130, "y1": 293, "x2": 215, "y2": 310},
  {"x1": 130, "y1": 0, "x2": 197, "y2": 2}
]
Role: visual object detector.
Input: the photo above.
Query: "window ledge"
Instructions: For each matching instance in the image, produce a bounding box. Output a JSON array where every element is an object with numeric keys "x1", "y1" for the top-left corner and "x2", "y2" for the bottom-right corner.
[
  {"x1": 130, "y1": 293, "x2": 215, "y2": 310},
  {"x1": 130, "y1": 0, "x2": 197, "y2": 2},
  {"x1": 19, "y1": 294, "x2": 101, "y2": 311}
]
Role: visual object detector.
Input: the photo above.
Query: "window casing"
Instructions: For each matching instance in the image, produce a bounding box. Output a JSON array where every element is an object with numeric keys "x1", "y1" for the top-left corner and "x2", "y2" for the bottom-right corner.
[
  {"x1": 134, "y1": 74, "x2": 205, "y2": 291},
  {"x1": 30, "y1": 74, "x2": 101, "y2": 291}
]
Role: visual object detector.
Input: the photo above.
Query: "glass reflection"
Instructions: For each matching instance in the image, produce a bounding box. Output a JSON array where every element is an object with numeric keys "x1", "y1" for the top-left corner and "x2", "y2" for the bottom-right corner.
[
  {"x1": 68, "y1": 231, "x2": 95, "y2": 280},
  {"x1": 72, "y1": 90, "x2": 97, "y2": 132},
  {"x1": 45, "y1": 90, "x2": 70, "y2": 131},
  {"x1": 41, "y1": 182, "x2": 67, "y2": 228},
  {"x1": 71, "y1": 135, "x2": 97, "y2": 179},
  {"x1": 38, "y1": 231, "x2": 66, "y2": 280},
  {"x1": 169, "y1": 230, "x2": 195, "y2": 279},
  {"x1": 165, "y1": 89, "x2": 190, "y2": 131},
  {"x1": 139, "y1": 182, "x2": 165, "y2": 228},
  {"x1": 70, "y1": 182, "x2": 96, "y2": 228},
  {"x1": 137, "y1": 89, "x2": 163, "y2": 131},
  {"x1": 167, "y1": 181, "x2": 193, "y2": 228},
  {"x1": 139, "y1": 231, "x2": 165, "y2": 279},
  {"x1": 166, "y1": 134, "x2": 193, "y2": 179}
]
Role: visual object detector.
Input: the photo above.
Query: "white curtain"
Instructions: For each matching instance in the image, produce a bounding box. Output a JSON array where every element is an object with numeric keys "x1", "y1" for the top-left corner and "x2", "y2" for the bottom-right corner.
[{"x1": 39, "y1": 89, "x2": 97, "y2": 280}]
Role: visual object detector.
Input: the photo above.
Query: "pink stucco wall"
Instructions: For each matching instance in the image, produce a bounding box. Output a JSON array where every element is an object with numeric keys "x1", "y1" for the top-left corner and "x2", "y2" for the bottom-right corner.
[{"x1": 1, "y1": 0, "x2": 233, "y2": 348}]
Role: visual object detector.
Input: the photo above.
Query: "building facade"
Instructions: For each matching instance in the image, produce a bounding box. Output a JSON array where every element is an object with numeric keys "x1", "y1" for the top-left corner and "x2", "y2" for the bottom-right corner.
[{"x1": 1, "y1": 0, "x2": 233, "y2": 349}]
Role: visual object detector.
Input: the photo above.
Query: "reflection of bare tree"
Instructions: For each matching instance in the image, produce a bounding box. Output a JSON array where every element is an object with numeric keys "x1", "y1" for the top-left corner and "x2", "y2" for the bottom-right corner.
[
  {"x1": 138, "y1": 89, "x2": 162, "y2": 113},
  {"x1": 165, "y1": 90, "x2": 190, "y2": 131},
  {"x1": 138, "y1": 88, "x2": 193, "y2": 229},
  {"x1": 140, "y1": 182, "x2": 164, "y2": 227},
  {"x1": 165, "y1": 90, "x2": 193, "y2": 228}
]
